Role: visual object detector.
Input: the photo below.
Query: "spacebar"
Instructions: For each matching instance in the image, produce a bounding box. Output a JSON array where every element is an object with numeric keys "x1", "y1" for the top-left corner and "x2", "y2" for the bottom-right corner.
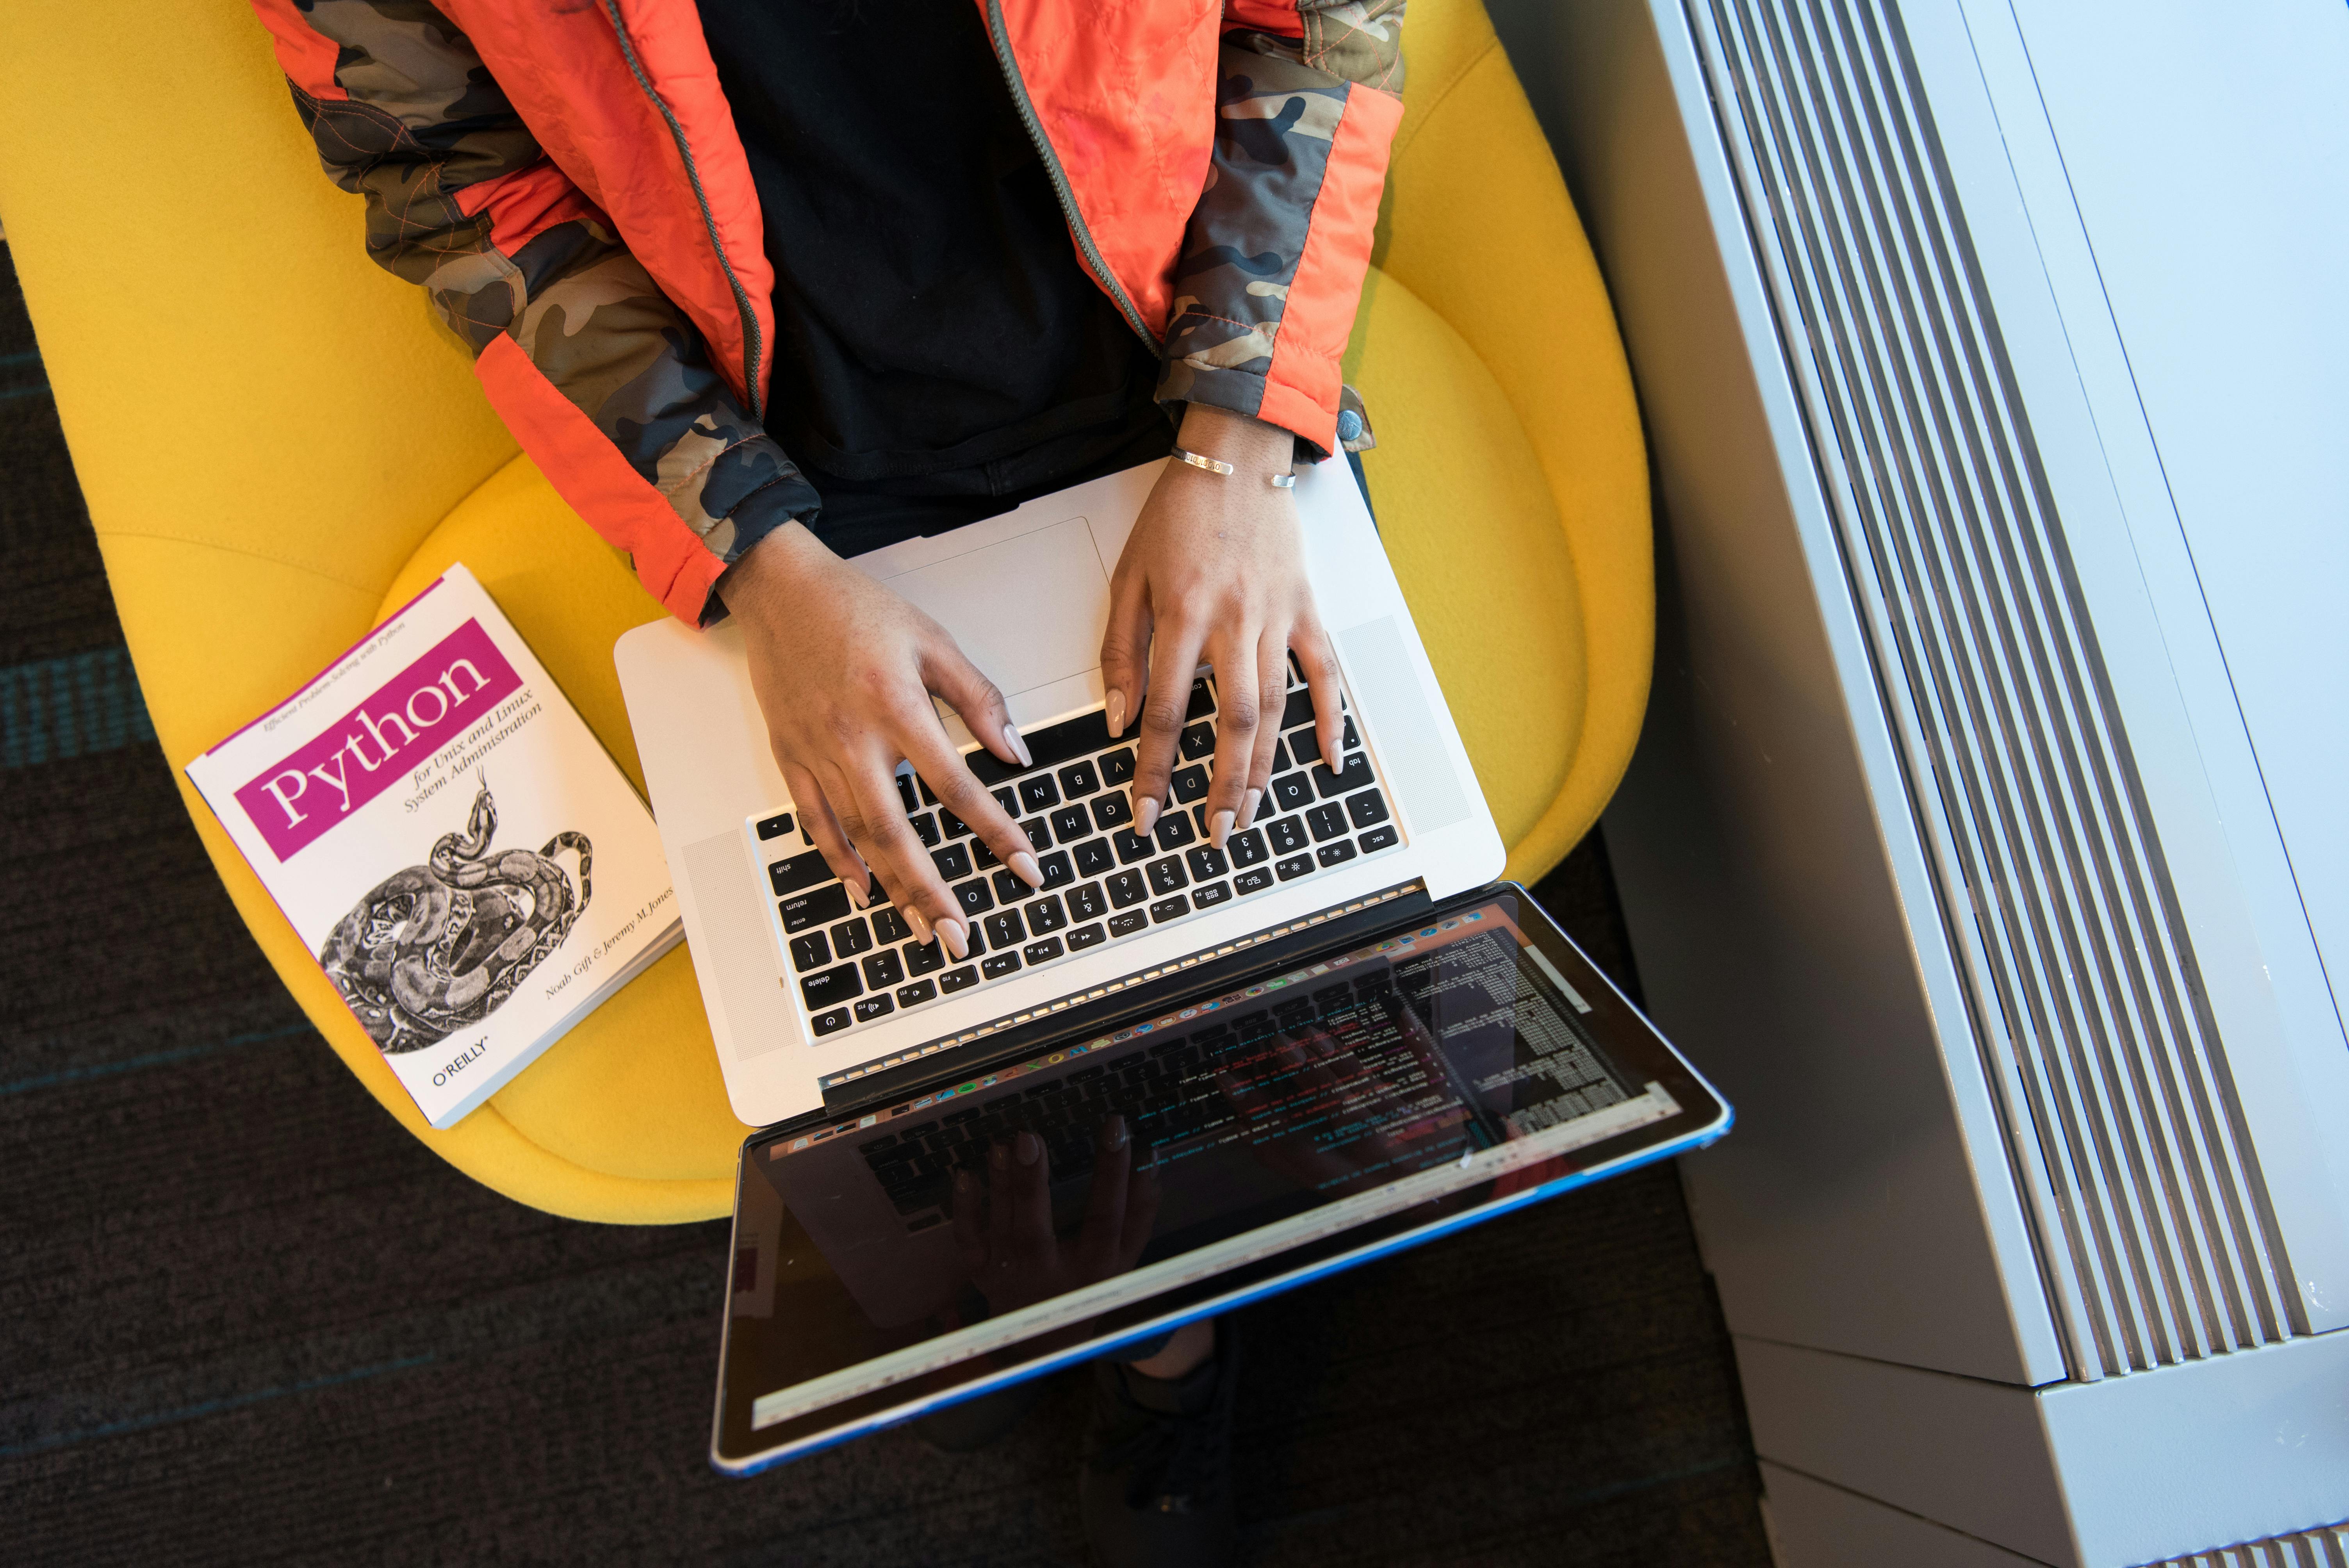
[{"x1": 966, "y1": 709, "x2": 1113, "y2": 783}]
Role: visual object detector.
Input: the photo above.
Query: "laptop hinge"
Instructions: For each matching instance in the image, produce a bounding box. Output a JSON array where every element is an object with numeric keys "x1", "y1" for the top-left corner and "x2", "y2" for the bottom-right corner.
[{"x1": 813, "y1": 881, "x2": 1435, "y2": 1121}]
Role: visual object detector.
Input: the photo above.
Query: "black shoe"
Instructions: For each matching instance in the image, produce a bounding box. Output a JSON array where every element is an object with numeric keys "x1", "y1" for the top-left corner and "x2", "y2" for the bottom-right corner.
[
  {"x1": 908, "y1": 1371, "x2": 1053, "y2": 1454},
  {"x1": 1079, "y1": 1324, "x2": 1238, "y2": 1568}
]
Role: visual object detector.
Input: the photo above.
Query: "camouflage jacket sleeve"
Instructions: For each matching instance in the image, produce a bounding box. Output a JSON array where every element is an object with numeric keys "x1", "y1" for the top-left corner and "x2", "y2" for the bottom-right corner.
[
  {"x1": 1157, "y1": 2, "x2": 1407, "y2": 460},
  {"x1": 249, "y1": 0, "x2": 817, "y2": 625}
]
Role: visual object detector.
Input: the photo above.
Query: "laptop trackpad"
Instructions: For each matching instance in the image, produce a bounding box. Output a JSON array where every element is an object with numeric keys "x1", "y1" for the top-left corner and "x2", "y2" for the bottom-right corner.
[{"x1": 878, "y1": 517, "x2": 1110, "y2": 702}]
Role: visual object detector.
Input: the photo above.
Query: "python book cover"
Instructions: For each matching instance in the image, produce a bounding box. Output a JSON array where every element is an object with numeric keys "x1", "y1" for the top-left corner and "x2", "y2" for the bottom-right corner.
[{"x1": 185, "y1": 564, "x2": 681, "y2": 1127}]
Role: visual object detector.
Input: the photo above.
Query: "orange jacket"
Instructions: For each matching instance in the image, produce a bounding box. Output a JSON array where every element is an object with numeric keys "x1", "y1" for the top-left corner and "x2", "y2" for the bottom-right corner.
[{"x1": 251, "y1": 0, "x2": 1405, "y2": 622}]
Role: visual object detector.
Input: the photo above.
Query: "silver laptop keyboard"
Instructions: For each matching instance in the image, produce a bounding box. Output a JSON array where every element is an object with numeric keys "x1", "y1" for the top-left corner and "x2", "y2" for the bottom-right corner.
[{"x1": 750, "y1": 668, "x2": 1403, "y2": 1044}]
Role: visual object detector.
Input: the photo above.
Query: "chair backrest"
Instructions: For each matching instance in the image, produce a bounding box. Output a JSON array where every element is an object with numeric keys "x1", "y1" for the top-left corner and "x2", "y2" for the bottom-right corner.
[
  {"x1": 0, "y1": 0, "x2": 1641, "y2": 858},
  {"x1": 1369, "y1": 0, "x2": 1652, "y2": 874},
  {"x1": 0, "y1": 0, "x2": 1549, "y2": 583},
  {"x1": 0, "y1": 0, "x2": 520, "y2": 599},
  {"x1": 0, "y1": 0, "x2": 520, "y2": 763}
]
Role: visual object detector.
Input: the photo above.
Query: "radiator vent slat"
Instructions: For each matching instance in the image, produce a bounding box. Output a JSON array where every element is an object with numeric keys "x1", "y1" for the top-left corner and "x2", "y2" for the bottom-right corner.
[
  {"x1": 1688, "y1": 0, "x2": 2299, "y2": 1377},
  {"x1": 2143, "y1": 1521, "x2": 2349, "y2": 1568}
]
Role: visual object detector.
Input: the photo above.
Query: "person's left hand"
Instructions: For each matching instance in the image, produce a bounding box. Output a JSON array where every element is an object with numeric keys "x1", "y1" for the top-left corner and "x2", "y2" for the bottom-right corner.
[{"x1": 1102, "y1": 405, "x2": 1347, "y2": 851}]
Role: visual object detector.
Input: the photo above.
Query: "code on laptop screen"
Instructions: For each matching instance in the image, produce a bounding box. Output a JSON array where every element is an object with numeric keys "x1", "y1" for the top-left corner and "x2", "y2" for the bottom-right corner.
[
  {"x1": 1124, "y1": 918, "x2": 1633, "y2": 1229},
  {"x1": 717, "y1": 894, "x2": 1717, "y2": 1465}
]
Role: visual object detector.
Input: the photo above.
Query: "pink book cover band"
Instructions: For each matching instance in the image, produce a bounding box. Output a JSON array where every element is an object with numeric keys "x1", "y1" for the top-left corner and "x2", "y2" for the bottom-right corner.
[{"x1": 233, "y1": 619, "x2": 522, "y2": 863}]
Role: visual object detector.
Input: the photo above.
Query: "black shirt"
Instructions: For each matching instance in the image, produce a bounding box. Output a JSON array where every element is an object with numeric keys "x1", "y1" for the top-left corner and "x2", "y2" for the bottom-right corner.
[{"x1": 695, "y1": 0, "x2": 1169, "y2": 554}]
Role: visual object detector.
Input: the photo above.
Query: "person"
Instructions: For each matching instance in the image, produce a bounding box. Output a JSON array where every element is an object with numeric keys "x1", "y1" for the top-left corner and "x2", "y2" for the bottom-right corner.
[{"x1": 251, "y1": 0, "x2": 1407, "y2": 1560}]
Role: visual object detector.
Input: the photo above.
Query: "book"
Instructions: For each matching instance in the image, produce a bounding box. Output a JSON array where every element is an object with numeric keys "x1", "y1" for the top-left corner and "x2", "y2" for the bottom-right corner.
[{"x1": 185, "y1": 564, "x2": 682, "y2": 1128}]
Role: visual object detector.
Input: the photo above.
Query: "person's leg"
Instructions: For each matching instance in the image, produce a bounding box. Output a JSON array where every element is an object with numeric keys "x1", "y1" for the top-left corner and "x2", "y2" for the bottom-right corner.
[
  {"x1": 907, "y1": 1371, "x2": 1054, "y2": 1454},
  {"x1": 1121, "y1": 1317, "x2": 1213, "y2": 1380},
  {"x1": 1082, "y1": 1315, "x2": 1239, "y2": 1568},
  {"x1": 905, "y1": 1313, "x2": 1213, "y2": 1457}
]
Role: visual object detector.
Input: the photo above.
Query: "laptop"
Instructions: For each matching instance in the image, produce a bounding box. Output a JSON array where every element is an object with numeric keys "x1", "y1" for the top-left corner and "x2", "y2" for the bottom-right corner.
[{"x1": 611, "y1": 458, "x2": 1731, "y2": 1473}]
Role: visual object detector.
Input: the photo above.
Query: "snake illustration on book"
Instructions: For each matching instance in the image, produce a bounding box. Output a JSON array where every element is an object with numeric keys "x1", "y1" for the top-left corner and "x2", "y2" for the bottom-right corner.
[{"x1": 319, "y1": 776, "x2": 592, "y2": 1053}]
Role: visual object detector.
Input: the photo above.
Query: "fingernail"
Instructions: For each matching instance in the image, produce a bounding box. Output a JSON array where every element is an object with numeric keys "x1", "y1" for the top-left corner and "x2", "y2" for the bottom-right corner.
[
  {"x1": 937, "y1": 917, "x2": 968, "y2": 960},
  {"x1": 1135, "y1": 796, "x2": 1160, "y2": 837},
  {"x1": 1106, "y1": 690, "x2": 1126, "y2": 736},
  {"x1": 1210, "y1": 809, "x2": 1234, "y2": 848},
  {"x1": 1103, "y1": 1114, "x2": 1128, "y2": 1151},
  {"x1": 1242, "y1": 788, "x2": 1262, "y2": 828},
  {"x1": 1003, "y1": 723, "x2": 1033, "y2": 769},
  {"x1": 906, "y1": 906, "x2": 934, "y2": 944},
  {"x1": 990, "y1": 1142, "x2": 1008, "y2": 1171},
  {"x1": 1015, "y1": 1131, "x2": 1041, "y2": 1166},
  {"x1": 955, "y1": 1169, "x2": 972, "y2": 1194},
  {"x1": 1011, "y1": 851, "x2": 1043, "y2": 889},
  {"x1": 843, "y1": 877, "x2": 870, "y2": 909}
]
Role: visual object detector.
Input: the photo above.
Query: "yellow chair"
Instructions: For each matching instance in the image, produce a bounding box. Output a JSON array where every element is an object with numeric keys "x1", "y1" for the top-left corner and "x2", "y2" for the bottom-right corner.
[{"x1": 0, "y1": 0, "x2": 1645, "y2": 1223}]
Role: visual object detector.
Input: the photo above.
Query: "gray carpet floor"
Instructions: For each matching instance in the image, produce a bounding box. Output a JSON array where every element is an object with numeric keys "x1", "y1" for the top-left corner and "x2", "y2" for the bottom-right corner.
[{"x1": 0, "y1": 242, "x2": 1772, "y2": 1566}]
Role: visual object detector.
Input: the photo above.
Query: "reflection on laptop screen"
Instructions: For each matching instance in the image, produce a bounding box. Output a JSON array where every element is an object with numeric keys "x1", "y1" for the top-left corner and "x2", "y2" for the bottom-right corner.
[{"x1": 721, "y1": 900, "x2": 1686, "y2": 1451}]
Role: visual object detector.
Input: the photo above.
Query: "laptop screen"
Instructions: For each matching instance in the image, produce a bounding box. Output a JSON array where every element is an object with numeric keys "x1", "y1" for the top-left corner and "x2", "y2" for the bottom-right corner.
[{"x1": 715, "y1": 889, "x2": 1724, "y2": 1468}]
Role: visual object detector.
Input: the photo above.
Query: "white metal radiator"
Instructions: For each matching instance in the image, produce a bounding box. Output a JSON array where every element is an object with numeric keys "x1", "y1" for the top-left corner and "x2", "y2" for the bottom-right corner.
[{"x1": 1486, "y1": 0, "x2": 2349, "y2": 1560}]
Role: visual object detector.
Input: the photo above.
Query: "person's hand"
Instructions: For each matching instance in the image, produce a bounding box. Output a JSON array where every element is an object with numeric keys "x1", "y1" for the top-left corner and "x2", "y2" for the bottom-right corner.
[
  {"x1": 718, "y1": 522, "x2": 1043, "y2": 960},
  {"x1": 952, "y1": 1117, "x2": 1160, "y2": 1317},
  {"x1": 1102, "y1": 405, "x2": 1346, "y2": 850}
]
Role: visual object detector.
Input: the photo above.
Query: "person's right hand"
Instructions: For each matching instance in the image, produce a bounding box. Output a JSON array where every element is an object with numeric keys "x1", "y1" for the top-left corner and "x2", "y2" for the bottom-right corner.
[{"x1": 717, "y1": 521, "x2": 1043, "y2": 961}]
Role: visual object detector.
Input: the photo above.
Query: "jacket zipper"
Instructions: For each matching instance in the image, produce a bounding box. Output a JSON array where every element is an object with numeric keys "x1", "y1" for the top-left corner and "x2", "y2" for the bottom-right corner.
[
  {"x1": 984, "y1": 0, "x2": 1160, "y2": 351},
  {"x1": 597, "y1": 0, "x2": 768, "y2": 422}
]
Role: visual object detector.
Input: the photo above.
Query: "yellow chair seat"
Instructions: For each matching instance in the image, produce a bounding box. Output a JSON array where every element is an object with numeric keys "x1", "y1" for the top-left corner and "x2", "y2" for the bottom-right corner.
[{"x1": 0, "y1": 0, "x2": 1645, "y2": 1222}]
